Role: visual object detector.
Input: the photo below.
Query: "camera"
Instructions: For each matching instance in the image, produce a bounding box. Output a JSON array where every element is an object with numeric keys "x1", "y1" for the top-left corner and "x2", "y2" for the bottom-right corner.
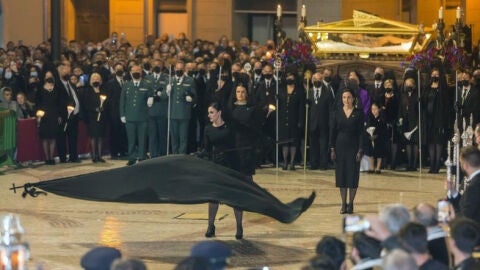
[
  {"x1": 437, "y1": 199, "x2": 450, "y2": 223},
  {"x1": 343, "y1": 215, "x2": 370, "y2": 233}
]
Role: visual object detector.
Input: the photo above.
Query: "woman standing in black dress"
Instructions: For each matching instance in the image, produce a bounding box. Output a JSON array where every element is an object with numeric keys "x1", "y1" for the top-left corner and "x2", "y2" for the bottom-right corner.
[
  {"x1": 422, "y1": 68, "x2": 450, "y2": 173},
  {"x1": 330, "y1": 88, "x2": 364, "y2": 214},
  {"x1": 82, "y1": 73, "x2": 108, "y2": 163},
  {"x1": 230, "y1": 84, "x2": 258, "y2": 178},
  {"x1": 400, "y1": 78, "x2": 420, "y2": 171},
  {"x1": 278, "y1": 73, "x2": 305, "y2": 170},
  {"x1": 204, "y1": 102, "x2": 245, "y2": 240},
  {"x1": 36, "y1": 71, "x2": 61, "y2": 165},
  {"x1": 366, "y1": 103, "x2": 387, "y2": 174}
]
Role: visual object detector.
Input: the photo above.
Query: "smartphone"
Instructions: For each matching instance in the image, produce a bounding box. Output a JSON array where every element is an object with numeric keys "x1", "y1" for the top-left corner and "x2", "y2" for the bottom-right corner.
[
  {"x1": 343, "y1": 215, "x2": 370, "y2": 233},
  {"x1": 437, "y1": 200, "x2": 450, "y2": 223}
]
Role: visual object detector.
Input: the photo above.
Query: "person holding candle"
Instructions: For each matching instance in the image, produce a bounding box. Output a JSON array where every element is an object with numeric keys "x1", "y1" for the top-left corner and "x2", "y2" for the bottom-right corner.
[
  {"x1": 82, "y1": 73, "x2": 108, "y2": 163},
  {"x1": 36, "y1": 71, "x2": 61, "y2": 165}
]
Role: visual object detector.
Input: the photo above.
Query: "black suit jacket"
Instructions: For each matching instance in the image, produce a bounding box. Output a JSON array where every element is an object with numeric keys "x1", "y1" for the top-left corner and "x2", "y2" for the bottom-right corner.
[
  {"x1": 103, "y1": 78, "x2": 123, "y2": 119},
  {"x1": 459, "y1": 86, "x2": 480, "y2": 128},
  {"x1": 366, "y1": 82, "x2": 385, "y2": 104},
  {"x1": 254, "y1": 79, "x2": 276, "y2": 111},
  {"x1": 449, "y1": 172, "x2": 480, "y2": 224},
  {"x1": 55, "y1": 79, "x2": 79, "y2": 120},
  {"x1": 308, "y1": 84, "x2": 334, "y2": 131}
]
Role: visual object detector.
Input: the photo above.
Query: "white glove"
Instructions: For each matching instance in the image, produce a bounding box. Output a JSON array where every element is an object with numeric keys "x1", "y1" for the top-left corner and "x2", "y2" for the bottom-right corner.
[
  {"x1": 147, "y1": 97, "x2": 154, "y2": 107},
  {"x1": 186, "y1": 96, "x2": 193, "y2": 102},
  {"x1": 166, "y1": 84, "x2": 172, "y2": 96},
  {"x1": 156, "y1": 90, "x2": 162, "y2": 97},
  {"x1": 121, "y1": 116, "x2": 126, "y2": 123}
]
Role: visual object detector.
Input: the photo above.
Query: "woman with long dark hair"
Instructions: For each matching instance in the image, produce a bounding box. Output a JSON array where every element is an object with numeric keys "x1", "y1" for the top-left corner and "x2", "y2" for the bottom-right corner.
[{"x1": 330, "y1": 88, "x2": 364, "y2": 214}]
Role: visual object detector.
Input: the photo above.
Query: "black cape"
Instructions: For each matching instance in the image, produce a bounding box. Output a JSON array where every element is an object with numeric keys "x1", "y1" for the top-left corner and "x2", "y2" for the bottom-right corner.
[{"x1": 18, "y1": 155, "x2": 315, "y2": 224}]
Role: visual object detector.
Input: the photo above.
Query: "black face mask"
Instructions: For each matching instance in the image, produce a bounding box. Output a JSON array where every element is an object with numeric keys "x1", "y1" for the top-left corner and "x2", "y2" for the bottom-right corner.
[
  {"x1": 175, "y1": 70, "x2": 184, "y2": 77},
  {"x1": 62, "y1": 74, "x2": 70, "y2": 81},
  {"x1": 232, "y1": 72, "x2": 240, "y2": 79},
  {"x1": 198, "y1": 69, "x2": 206, "y2": 76},
  {"x1": 152, "y1": 66, "x2": 161, "y2": 73},
  {"x1": 462, "y1": 80, "x2": 470, "y2": 87},
  {"x1": 313, "y1": 81, "x2": 322, "y2": 88},
  {"x1": 254, "y1": 69, "x2": 262, "y2": 75},
  {"x1": 374, "y1": 73, "x2": 382, "y2": 80},
  {"x1": 385, "y1": 87, "x2": 393, "y2": 93},
  {"x1": 115, "y1": 70, "x2": 124, "y2": 77},
  {"x1": 96, "y1": 61, "x2": 103, "y2": 66},
  {"x1": 131, "y1": 72, "x2": 141, "y2": 80},
  {"x1": 45, "y1": 78, "x2": 55, "y2": 84},
  {"x1": 431, "y1": 76, "x2": 439, "y2": 83},
  {"x1": 143, "y1": 63, "x2": 151, "y2": 71},
  {"x1": 323, "y1": 76, "x2": 331, "y2": 83},
  {"x1": 187, "y1": 71, "x2": 196, "y2": 77},
  {"x1": 92, "y1": 82, "x2": 100, "y2": 88},
  {"x1": 264, "y1": 74, "x2": 273, "y2": 80},
  {"x1": 286, "y1": 79, "x2": 295, "y2": 85},
  {"x1": 406, "y1": 86, "x2": 414, "y2": 92},
  {"x1": 348, "y1": 79, "x2": 358, "y2": 89}
]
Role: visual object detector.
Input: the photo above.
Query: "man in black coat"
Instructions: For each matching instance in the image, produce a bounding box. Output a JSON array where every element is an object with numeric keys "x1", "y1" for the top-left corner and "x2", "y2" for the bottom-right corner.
[
  {"x1": 56, "y1": 62, "x2": 81, "y2": 163},
  {"x1": 103, "y1": 63, "x2": 128, "y2": 159},
  {"x1": 308, "y1": 72, "x2": 334, "y2": 170},
  {"x1": 448, "y1": 146, "x2": 480, "y2": 224},
  {"x1": 366, "y1": 67, "x2": 385, "y2": 105},
  {"x1": 458, "y1": 71, "x2": 480, "y2": 130}
]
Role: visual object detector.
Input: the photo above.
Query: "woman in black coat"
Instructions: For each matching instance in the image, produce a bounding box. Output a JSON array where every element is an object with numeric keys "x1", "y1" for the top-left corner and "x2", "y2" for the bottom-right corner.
[
  {"x1": 366, "y1": 103, "x2": 387, "y2": 173},
  {"x1": 400, "y1": 77, "x2": 420, "y2": 171},
  {"x1": 278, "y1": 73, "x2": 305, "y2": 170},
  {"x1": 82, "y1": 72, "x2": 108, "y2": 163},
  {"x1": 422, "y1": 68, "x2": 451, "y2": 173},
  {"x1": 379, "y1": 79, "x2": 400, "y2": 170},
  {"x1": 330, "y1": 88, "x2": 364, "y2": 214}
]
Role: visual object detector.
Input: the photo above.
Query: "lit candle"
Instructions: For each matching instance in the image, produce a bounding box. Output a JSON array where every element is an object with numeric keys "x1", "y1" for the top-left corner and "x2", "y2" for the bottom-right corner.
[
  {"x1": 439, "y1": 6, "x2": 443, "y2": 19},
  {"x1": 301, "y1": 4, "x2": 306, "y2": 18},
  {"x1": 277, "y1": 4, "x2": 282, "y2": 18},
  {"x1": 456, "y1": 6, "x2": 461, "y2": 19}
]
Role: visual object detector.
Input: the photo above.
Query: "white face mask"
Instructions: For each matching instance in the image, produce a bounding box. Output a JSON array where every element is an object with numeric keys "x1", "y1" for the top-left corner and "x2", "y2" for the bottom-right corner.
[{"x1": 4, "y1": 72, "x2": 12, "y2": 80}]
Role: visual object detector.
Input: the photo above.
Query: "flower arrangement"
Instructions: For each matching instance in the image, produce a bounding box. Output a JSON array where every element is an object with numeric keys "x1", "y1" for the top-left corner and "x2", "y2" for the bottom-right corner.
[
  {"x1": 269, "y1": 39, "x2": 319, "y2": 72},
  {"x1": 444, "y1": 45, "x2": 469, "y2": 70},
  {"x1": 402, "y1": 44, "x2": 469, "y2": 71},
  {"x1": 402, "y1": 47, "x2": 438, "y2": 70}
]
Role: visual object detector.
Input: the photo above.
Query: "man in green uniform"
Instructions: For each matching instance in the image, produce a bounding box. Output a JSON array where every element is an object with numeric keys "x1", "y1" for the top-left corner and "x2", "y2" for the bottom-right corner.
[
  {"x1": 146, "y1": 59, "x2": 169, "y2": 157},
  {"x1": 120, "y1": 64, "x2": 153, "y2": 165},
  {"x1": 167, "y1": 62, "x2": 196, "y2": 154}
]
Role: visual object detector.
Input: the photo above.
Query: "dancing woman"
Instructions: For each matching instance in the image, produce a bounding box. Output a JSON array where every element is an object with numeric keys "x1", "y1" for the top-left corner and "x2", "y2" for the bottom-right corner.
[
  {"x1": 330, "y1": 88, "x2": 364, "y2": 214},
  {"x1": 203, "y1": 102, "x2": 245, "y2": 239}
]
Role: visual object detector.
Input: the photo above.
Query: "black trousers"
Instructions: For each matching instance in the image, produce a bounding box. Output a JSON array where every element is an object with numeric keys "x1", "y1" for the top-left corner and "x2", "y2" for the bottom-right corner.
[
  {"x1": 109, "y1": 116, "x2": 128, "y2": 157},
  {"x1": 57, "y1": 114, "x2": 79, "y2": 162},
  {"x1": 309, "y1": 128, "x2": 329, "y2": 169}
]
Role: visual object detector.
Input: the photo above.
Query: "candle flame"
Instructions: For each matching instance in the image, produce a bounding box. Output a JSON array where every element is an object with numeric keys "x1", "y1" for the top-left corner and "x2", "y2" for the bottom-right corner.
[{"x1": 36, "y1": 110, "x2": 45, "y2": 117}]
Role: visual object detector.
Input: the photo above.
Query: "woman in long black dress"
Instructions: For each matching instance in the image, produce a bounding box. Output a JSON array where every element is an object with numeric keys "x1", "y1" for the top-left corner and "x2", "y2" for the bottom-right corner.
[
  {"x1": 380, "y1": 79, "x2": 400, "y2": 170},
  {"x1": 82, "y1": 73, "x2": 108, "y2": 163},
  {"x1": 330, "y1": 88, "x2": 364, "y2": 214},
  {"x1": 400, "y1": 78, "x2": 420, "y2": 171},
  {"x1": 36, "y1": 71, "x2": 61, "y2": 165},
  {"x1": 230, "y1": 84, "x2": 258, "y2": 178},
  {"x1": 422, "y1": 68, "x2": 450, "y2": 173},
  {"x1": 204, "y1": 102, "x2": 245, "y2": 239},
  {"x1": 278, "y1": 73, "x2": 305, "y2": 170}
]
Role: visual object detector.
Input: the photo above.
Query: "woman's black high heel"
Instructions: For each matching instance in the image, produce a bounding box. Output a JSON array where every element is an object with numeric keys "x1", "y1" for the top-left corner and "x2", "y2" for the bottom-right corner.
[
  {"x1": 235, "y1": 227, "x2": 243, "y2": 240},
  {"x1": 347, "y1": 203, "x2": 354, "y2": 214},
  {"x1": 205, "y1": 225, "x2": 215, "y2": 238},
  {"x1": 340, "y1": 203, "x2": 347, "y2": 214}
]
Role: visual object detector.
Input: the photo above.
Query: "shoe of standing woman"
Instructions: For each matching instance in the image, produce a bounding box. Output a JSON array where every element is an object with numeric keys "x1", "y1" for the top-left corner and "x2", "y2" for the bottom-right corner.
[{"x1": 205, "y1": 225, "x2": 215, "y2": 238}]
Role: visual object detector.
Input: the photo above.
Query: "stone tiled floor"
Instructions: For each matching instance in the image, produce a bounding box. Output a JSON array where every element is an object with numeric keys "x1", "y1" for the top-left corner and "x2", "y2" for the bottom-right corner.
[{"x1": 0, "y1": 159, "x2": 446, "y2": 269}]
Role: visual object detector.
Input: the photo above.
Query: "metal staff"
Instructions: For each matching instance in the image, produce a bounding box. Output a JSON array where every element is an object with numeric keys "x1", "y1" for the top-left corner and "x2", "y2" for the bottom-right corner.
[
  {"x1": 303, "y1": 70, "x2": 312, "y2": 171},
  {"x1": 455, "y1": 70, "x2": 460, "y2": 189},
  {"x1": 417, "y1": 70, "x2": 422, "y2": 173},
  {"x1": 274, "y1": 57, "x2": 282, "y2": 169},
  {"x1": 166, "y1": 64, "x2": 172, "y2": 155}
]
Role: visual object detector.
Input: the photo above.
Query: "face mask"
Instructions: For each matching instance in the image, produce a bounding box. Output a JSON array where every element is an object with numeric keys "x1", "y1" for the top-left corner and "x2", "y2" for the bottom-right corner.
[
  {"x1": 187, "y1": 71, "x2": 195, "y2": 77},
  {"x1": 4, "y1": 72, "x2": 12, "y2": 80},
  {"x1": 131, "y1": 72, "x2": 141, "y2": 80},
  {"x1": 92, "y1": 82, "x2": 100, "y2": 88},
  {"x1": 30, "y1": 72, "x2": 38, "y2": 77},
  {"x1": 462, "y1": 80, "x2": 470, "y2": 87},
  {"x1": 254, "y1": 69, "x2": 262, "y2": 75},
  {"x1": 348, "y1": 79, "x2": 358, "y2": 89},
  {"x1": 87, "y1": 46, "x2": 93, "y2": 52},
  {"x1": 34, "y1": 63, "x2": 42, "y2": 69},
  {"x1": 143, "y1": 63, "x2": 151, "y2": 70},
  {"x1": 385, "y1": 87, "x2": 393, "y2": 93},
  {"x1": 431, "y1": 76, "x2": 439, "y2": 83},
  {"x1": 232, "y1": 72, "x2": 240, "y2": 79},
  {"x1": 198, "y1": 69, "x2": 206, "y2": 76},
  {"x1": 374, "y1": 73, "x2": 382, "y2": 80},
  {"x1": 96, "y1": 61, "x2": 103, "y2": 66},
  {"x1": 406, "y1": 86, "x2": 414, "y2": 92},
  {"x1": 115, "y1": 70, "x2": 124, "y2": 77},
  {"x1": 175, "y1": 70, "x2": 184, "y2": 77},
  {"x1": 286, "y1": 79, "x2": 295, "y2": 85},
  {"x1": 264, "y1": 74, "x2": 273, "y2": 80},
  {"x1": 152, "y1": 66, "x2": 161, "y2": 73},
  {"x1": 45, "y1": 77, "x2": 55, "y2": 84},
  {"x1": 313, "y1": 81, "x2": 322, "y2": 88},
  {"x1": 323, "y1": 76, "x2": 331, "y2": 83},
  {"x1": 62, "y1": 74, "x2": 70, "y2": 81}
]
